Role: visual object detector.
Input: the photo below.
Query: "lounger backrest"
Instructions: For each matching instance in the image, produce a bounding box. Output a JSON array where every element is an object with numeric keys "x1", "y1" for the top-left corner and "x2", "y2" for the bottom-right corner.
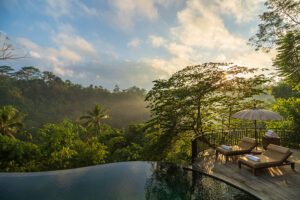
[
  {"x1": 263, "y1": 144, "x2": 292, "y2": 162},
  {"x1": 238, "y1": 137, "x2": 257, "y2": 150}
]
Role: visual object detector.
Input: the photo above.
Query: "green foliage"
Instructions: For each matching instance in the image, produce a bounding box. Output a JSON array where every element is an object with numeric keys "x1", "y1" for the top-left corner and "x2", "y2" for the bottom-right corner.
[
  {"x1": 273, "y1": 32, "x2": 300, "y2": 88},
  {"x1": 0, "y1": 105, "x2": 26, "y2": 139},
  {"x1": 145, "y1": 63, "x2": 268, "y2": 161},
  {"x1": 250, "y1": 0, "x2": 300, "y2": 90},
  {"x1": 79, "y1": 104, "x2": 110, "y2": 129},
  {"x1": 37, "y1": 120, "x2": 108, "y2": 169},
  {"x1": 0, "y1": 65, "x2": 14, "y2": 75},
  {"x1": 0, "y1": 66, "x2": 150, "y2": 130},
  {"x1": 0, "y1": 134, "x2": 40, "y2": 172},
  {"x1": 249, "y1": 0, "x2": 300, "y2": 51},
  {"x1": 111, "y1": 143, "x2": 143, "y2": 161},
  {"x1": 267, "y1": 97, "x2": 300, "y2": 130},
  {"x1": 271, "y1": 82, "x2": 300, "y2": 99}
]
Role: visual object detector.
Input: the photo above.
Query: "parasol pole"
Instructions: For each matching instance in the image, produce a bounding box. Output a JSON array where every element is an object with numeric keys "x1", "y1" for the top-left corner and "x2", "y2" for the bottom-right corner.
[
  {"x1": 254, "y1": 120, "x2": 257, "y2": 140},
  {"x1": 253, "y1": 102, "x2": 257, "y2": 149}
]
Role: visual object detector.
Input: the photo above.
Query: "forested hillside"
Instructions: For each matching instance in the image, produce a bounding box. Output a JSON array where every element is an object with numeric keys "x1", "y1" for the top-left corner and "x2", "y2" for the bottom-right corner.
[{"x1": 0, "y1": 66, "x2": 150, "y2": 129}]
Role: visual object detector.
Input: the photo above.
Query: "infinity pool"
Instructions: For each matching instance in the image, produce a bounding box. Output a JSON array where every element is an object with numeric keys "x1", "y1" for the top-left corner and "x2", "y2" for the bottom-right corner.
[{"x1": 0, "y1": 161, "x2": 258, "y2": 200}]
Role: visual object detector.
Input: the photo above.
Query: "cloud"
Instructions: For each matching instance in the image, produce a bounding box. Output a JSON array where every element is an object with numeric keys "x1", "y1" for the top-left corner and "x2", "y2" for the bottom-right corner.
[
  {"x1": 45, "y1": 0, "x2": 71, "y2": 18},
  {"x1": 53, "y1": 33, "x2": 96, "y2": 55},
  {"x1": 2, "y1": 0, "x2": 274, "y2": 90},
  {"x1": 143, "y1": 0, "x2": 274, "y2": 73},
  {"x1": 29, "y1": 51, "x2": 41, "y2": 58},
  {"x1": 45, "y1": 0, "x2": 98, "y2": 19},
  {"x1": 167, "y1": 42, "x2": 194, "y2": 60},
  {"x1": 149, "y1": 35, "x2": 166, "y2": 47},
  {"x1": 216, "y1": 0, "x2": 265, "y2": 23},
  {"x1": 54, "y1": 66, "x2": 74, "y2": 76},
  {"x1": 231, "y1": 49, "x2": 276, "y2": 68},
  {"x1": 63, "y1": 60, "x2": 171, "y2": 89},
  {"x1": 109, "y1": 0, "x2": 181, "y2": 30},
  {"x1": 171, "y1": 0, "x2": 247, "y2": 52},
  {"x1": 59, "y1": 46, "x2": 82, "y2": 62},
  {"x1": 15, "y1": 24, "x2": 97, "y2": 78},
  {"x1": 127, "y1": 38, "x2": 141, "y2": 48}
]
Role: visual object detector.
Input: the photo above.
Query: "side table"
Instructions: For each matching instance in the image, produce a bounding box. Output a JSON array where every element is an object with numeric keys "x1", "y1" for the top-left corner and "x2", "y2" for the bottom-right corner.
[{"x1": 262, "y1": 135, "x2": 280, "y2": 150}]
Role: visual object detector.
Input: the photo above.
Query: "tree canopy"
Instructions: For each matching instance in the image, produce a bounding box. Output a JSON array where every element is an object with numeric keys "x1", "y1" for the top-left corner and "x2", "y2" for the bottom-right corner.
[
  {"x1": 145, "y1": 63, "x2": 268, "y2": 160},
  {"x1": 249, "y1": 0, "x2": 300, "y2": 51}
]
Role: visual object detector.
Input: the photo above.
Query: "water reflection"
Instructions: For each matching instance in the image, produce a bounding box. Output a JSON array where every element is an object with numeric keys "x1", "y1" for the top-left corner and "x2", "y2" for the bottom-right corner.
[
  {"x1": 0, "y1": 162, "x2": 257, "y2": 200},
  {"x1": 144, "y1": 163, "x2": 257, "y2": 200}
]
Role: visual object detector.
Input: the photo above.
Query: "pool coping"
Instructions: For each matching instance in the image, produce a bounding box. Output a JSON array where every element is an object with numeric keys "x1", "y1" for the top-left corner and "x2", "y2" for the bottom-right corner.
[{"x1": 180, "y1": 164, "x2": 262, "y2": 200}]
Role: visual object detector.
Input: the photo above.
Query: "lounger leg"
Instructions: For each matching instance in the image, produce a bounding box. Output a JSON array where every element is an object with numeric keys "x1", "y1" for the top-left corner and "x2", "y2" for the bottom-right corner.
[
  {"x1": 216, "y1": 150, "x2": 218, "y2": 159},
  {"x1": 291, "y1": 162, "x2": 295, "y2": 170},
  {"x1": 225, "y1": 156, "x2": 228, "y2": 163},
  {"x1": 238, "y1": 161, "x2": 241, "y2": 169},
  {"x1": 252, "y1": 168, "x2": 257, "y2": 176}
]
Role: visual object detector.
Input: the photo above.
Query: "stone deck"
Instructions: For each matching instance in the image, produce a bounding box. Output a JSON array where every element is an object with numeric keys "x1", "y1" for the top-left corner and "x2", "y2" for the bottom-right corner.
[{"x1": 191, "y1": 148, "x2": 300, "y2": 200}]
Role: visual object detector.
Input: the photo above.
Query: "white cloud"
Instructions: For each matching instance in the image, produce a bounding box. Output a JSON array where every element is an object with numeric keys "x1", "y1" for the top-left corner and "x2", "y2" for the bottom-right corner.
[
  {"x1": 142, "y1": 0, "x2": 274, "y2": 79},
  {"x1": 54, "y1": 66, "x2": 74, "y2": 76},
  {"x1": 16, "y1": 38, "x2": 40, "y2": 50},
  {"x1": 53, "y1": 33, "x2": 96, "y2": 55},
  {"x1": 16, "y1": 25, "x2": 97, "y2": 78},
  {"x1": 216, "y1": 0, "x2": 265, "y2": 23},
  {"x1": 45, "y1": 0, "x2": 99, "y2": 19},
  {"x1": 75, "y1": 1, "x2": 98, "y2": 16},
  {"x1": 171, "y1": 0, "x2": 247, "y2": 51},
  {"x1": 110, "y1": 0, "x2": 181, "y2": 30},
  {"x1": 45, "y1": 0, "x2": 71, "y2": 18},
  {"x1": 59, "y1": 46, "x2": 82, "y2": 62},
  {"x1": 3, "y1": 0, "x2": 274, "y2": 90},
  {"x1": 167, "y1": 42, "x2": 194, "y2": 60},
  {"x1": 149, "y1": 35, "x2": 166, "y2": 47},
  {"x1": 29, "y1": 51, "x2": 41, "y2": 58},
  {"x1": 231, "y1": 49, "x2": 276, "y2": 68},
  {"x1": 127, "y1": 38, "x2": 141, "y2": 48}
]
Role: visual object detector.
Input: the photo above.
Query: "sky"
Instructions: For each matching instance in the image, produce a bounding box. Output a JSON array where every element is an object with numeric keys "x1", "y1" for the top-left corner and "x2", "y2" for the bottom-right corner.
[{"x1": 0, "y1": 0, "x2": 275, "y2": 90}]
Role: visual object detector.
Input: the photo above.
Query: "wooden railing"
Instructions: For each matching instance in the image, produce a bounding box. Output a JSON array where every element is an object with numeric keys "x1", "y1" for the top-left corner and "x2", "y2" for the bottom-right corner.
[{"x1": 192, "y1": 128, "x2": 300, "y2": 161}]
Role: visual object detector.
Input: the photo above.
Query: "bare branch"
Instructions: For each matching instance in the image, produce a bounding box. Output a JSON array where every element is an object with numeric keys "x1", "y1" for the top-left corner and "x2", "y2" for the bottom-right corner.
[{"x1": 0, "y1": 33, "x2": 27, "y2": 60}]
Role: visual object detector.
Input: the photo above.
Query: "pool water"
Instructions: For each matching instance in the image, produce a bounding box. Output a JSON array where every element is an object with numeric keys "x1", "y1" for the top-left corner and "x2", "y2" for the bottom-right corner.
[{"x1": 0, "y1": 162, "x2": 258, "y2": 200}]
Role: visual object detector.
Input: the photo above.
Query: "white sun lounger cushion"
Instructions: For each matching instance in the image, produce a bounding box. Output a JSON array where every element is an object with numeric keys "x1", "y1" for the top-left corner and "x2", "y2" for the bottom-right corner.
[
  {"x1": 246, "y1": 155, "x2": 260, "y2": 162},
  {"x1": 221, "y1": 145, "x2": 232, "y2": 150}
]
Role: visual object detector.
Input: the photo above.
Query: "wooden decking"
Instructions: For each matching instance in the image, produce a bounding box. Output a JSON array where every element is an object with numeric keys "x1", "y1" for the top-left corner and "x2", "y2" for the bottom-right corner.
[{"x1": 190, "y1": 148, "x2": 300, "y2": 200}]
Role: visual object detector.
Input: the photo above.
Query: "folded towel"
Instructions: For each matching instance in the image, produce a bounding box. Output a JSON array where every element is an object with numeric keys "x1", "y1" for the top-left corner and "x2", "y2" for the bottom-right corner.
[
  {"x1": 265, "y1": 132, "x2": 278, "y2": 138},
  {"x1": 221, "y1": 145, "x2": 232, "y2": 150},
  {"x1": 246, "y1": 155, "x2": 260, "y2": 162}
]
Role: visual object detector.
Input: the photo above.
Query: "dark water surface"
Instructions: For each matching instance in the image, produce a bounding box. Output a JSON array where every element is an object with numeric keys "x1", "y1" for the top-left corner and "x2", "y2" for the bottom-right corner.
[{"x1": 0, "y1": 161, "x2": 258, "y2": 200}]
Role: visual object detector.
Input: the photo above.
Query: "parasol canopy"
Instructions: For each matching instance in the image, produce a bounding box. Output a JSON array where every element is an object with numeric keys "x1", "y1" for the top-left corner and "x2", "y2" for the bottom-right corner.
[
  {"x1": 232, "y1": 108, "x2": 284, "y2": 143},
  {"x1": 232, "y1": 109, "x2": 284, "y2": 121}
]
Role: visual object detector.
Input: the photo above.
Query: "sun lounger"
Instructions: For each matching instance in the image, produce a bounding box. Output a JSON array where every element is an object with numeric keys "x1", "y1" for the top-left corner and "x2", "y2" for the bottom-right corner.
[
  {"x1": 216, "y1": 137, "x2": 258, "y2": 162},
  {"x1": 238, "y1": 144, "x2": 295, "y2": 175}
]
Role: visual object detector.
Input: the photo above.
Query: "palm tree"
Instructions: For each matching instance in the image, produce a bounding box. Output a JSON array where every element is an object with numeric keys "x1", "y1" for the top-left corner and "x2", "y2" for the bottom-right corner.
[
  {"x1": 0, "y1": 106, "x2": 26, "y2": 139},
  {"x1": 79, "y1": 104, "x2": 110, "y2": 129}
]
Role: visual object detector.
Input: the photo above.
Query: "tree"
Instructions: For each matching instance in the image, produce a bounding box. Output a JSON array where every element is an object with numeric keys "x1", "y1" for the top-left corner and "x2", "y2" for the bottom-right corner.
[
  {"x1": 218, "y1": 66, "x2": 268, "y2": 129},
  {"x1": 37, "y1": 120, "x2": 108, "y2": 169},
  {"x1": 0, "y1": 106, "x2": 26, "y2": 139},
  {"x1": 271, "y1": 82, "x2": 300, "y2": 99},
  {"x1": 13, "y1": 66, "x2": 41, "y2": 80},
  {"x1": 0, "y1": 32, "x2": 26, "y2": 60},
  {"x1": 113, "y1": 84, "x2": 120, "y2": 93},
  {"x1": 145, "y1": 63, "x2": 268, "y2": 160},
  {"x1": 79, "y1": 104, "x2": 110, "y2": 129},
  {"x1": 273, "y1": 32, "x2": 300, "y2": 88},
  {"x1": 249, "y1": 0, "x2": 300, "y2": 51},
  {"x1": 267, "y1": 97, "x2": 300, "y2": 131},
  {"x1": 250, "y1": 0, "x2": 300, "y2": 89},
  {"x1": 0, "y1": 66, "x2": 14, "y2": 75}
]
